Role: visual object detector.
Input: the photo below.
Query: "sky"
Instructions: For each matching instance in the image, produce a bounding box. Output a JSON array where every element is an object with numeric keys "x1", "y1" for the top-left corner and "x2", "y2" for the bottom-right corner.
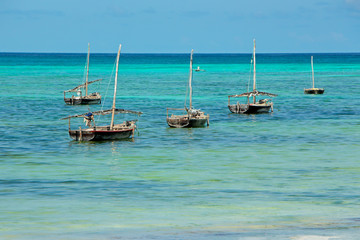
[{"x1": 1, "y1": 0, "x2": 360, "y2": 53}]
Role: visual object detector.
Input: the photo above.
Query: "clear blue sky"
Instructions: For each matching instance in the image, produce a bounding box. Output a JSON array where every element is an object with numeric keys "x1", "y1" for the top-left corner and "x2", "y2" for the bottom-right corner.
[{"x1": 1, "y1": 0, "x2": 360, "y2": 53}]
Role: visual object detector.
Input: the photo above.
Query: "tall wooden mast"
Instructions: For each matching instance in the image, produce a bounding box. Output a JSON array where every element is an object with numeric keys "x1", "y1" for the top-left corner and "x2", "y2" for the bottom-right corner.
[
  {"x1": 188, "y1": 49, "x2": 194, "y2": 109},
  {"x1": 85, "y1": 43, "x2": 90, "y2": 96},
  {"x1": 110, "y1": 44, "x2": 122, "y2": 130},
  {"x1": 253, "y1": 39, "x2": 256, "y2": 103},
  {"x1": 311, "y1": 56, "x2": 315, "y2": 88}
]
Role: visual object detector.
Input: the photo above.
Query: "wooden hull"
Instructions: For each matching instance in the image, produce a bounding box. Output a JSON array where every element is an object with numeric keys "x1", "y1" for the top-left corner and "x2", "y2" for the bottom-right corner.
[
  {"x1": 228, "y1": 104, "x2": 249, "y2": 114},
  {"x1": 188, "y1": 118, "x2": 208, "y2": 127},
  {"x1": 69, "y1": 121, "x2": 136, "y2": 141},
  {"x1": 304, "y1": 88, "x2": 324, "y2": 94},
  {"x1": 166, "y1": 116, "x2": 189, "y2": 128},
  {"x1": 64, "y1": 93, "x2": 101, "y2": 105},
  {"x1": 167, "y1": 116, "x2": 208, "y2": 128},
  {"x1": 69, "y1": 128, "x2": 133, "y2": 141},
  {"x1": 228, "y1": 104, "x2": 272, "y2": 114}
]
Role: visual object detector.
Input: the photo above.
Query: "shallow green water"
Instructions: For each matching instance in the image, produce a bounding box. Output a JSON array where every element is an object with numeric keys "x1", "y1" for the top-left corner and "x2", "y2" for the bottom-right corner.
[{"x1": 0, "y1": 52, "x2": 360, "y2": 239}]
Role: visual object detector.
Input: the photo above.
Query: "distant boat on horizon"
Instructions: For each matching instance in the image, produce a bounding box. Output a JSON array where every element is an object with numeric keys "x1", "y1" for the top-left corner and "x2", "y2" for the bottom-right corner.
[
  {"x1": 304, "y1": 56, "x2": 324, "y2": 94},
  {"x1": 166, "y1": 49, "x2": 209, "y2": 128},
  {"x1": 228, "y1": 39, "x2": 277, "y2": 114},
  {"x1": 63, "y1": 43, "x2": 102, "y2": 105}
]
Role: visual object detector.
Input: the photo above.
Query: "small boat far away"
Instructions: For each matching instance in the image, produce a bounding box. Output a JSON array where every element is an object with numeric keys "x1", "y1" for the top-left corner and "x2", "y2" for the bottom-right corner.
[
  {"x1": 61, "y1": 44, "x2": 142, "y2": 141},
  {"x1": 166, "y1": 50, "x2": 209, "y2": 128},
  {"x1": 195, "y1": 66, "x2": 205, "y2": 72},
  {"x1": 228, "y1": 39, "x2": 277, "y2": 114},
  {"x1": 64, "y1": 43, "x2": 102, "y2": 105},
  {"x1": 304, "y1": 56, "x2": 325, "y2": 94}
]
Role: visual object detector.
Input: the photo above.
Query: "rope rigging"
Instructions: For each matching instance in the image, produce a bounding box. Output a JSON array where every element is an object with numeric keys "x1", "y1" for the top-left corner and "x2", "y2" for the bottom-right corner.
[{"x1": 96, "y1": 56, "x2": 117, "y2": 123}]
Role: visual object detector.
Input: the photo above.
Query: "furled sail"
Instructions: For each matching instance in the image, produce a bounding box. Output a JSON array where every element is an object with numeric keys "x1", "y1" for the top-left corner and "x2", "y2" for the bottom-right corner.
[
  {"x1": 64, "y1": 79, "x2": 102, "y2": 93},
  {"x1": 61, "y1": 108, "x2": 142, "y2": 120},
  {"x1": 229, "y1": 90, "x2": 278, "y2": 98}
]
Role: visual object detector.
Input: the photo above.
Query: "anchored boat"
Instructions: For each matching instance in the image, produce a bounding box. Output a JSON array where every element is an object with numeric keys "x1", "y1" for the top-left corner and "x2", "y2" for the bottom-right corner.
[
  {"x1": 64, "y1": 43, "x2": 102, "y2": 105},
  {"x1": 166, "y1": 50, "x2": 209, "y2": 128},
  {"x1": 304, "y1": 56, "x2": 324, "y2": 94},
  {"x1": 228, "y1": 39, "x2": 277, "y2": 114}
]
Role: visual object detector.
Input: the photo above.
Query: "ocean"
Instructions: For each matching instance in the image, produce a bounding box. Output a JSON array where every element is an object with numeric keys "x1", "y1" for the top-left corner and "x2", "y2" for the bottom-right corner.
[{"x1": 0, "y1": 52, "x2": 359, "y2": 239}]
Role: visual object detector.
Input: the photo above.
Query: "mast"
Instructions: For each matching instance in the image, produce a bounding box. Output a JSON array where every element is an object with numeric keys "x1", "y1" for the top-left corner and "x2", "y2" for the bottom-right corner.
[
  {"x1": 311, "y1": 56, "x2": 315, "y2": 88},
  {"x1": 253, "y1": 39, "x2": 256, "y2": 103},
  {"x1": 110, "y1": 44, "x2": 122, "y2": 130},
  {"x1": 189, "y1": 49, "x2": 194, "y2": 109},
  {"x1": 85, "y1": 43, "x2": 90, "y2": 96}
]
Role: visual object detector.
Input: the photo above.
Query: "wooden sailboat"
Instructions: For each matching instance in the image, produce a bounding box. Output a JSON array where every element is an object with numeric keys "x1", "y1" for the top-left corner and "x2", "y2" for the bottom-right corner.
[
  {"x1": 304, "y1": 56, "x2": 324, "y2": 94},
  {"x1": 64, "y1": 43, "x2": 102, "y2": 105},
  {"x1": 166, "y1": 50, "x2": 209, "y2": 128},
  {"x1": 61, "y1": 44, "x2": 142, "y2": 141},
  {"x1": 228, "y1": 39, "x2": 277, "y2": 114}
]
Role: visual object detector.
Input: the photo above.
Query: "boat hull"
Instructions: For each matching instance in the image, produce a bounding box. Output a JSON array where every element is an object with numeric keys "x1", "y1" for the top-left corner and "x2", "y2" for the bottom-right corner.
[
  {"x1": 304, "y1": 88, "x2": 325, "y2": 94},
  {"x1": 228, "y1": 104, "x2": 272, "y2": 114},
  {"x1": 64, "y1": 93, "x2": 101, "y2": 105},
  {"x1": 167, "y1": 116, "x2": 208, "y2": 128},
  {"x1": 188, "y1": 118, "x2": 208, "y2": 128},
  {"x1": 69, "y1": 128, "x2": 133, "y2": 141},
  {"x1": 65, "y1": 98, "x2": 101, "y2": 105}
]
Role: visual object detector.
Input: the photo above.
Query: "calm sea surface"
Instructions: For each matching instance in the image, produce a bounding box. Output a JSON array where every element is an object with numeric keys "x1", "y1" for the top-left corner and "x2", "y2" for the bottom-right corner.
[{"x1": 0, "y1": 52, "x2": 359, "y2": 239}]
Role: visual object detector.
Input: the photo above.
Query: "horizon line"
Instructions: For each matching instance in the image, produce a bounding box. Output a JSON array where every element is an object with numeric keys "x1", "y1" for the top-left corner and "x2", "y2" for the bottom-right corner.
[{"x1": 1, "y1": 51, "x2": 360, "y2": 55}]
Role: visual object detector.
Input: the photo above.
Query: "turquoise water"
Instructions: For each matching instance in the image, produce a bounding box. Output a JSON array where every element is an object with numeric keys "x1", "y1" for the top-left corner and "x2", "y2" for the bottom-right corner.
[{"x1": 0, "y1": 52, "x2": 360, "y2": 239}]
